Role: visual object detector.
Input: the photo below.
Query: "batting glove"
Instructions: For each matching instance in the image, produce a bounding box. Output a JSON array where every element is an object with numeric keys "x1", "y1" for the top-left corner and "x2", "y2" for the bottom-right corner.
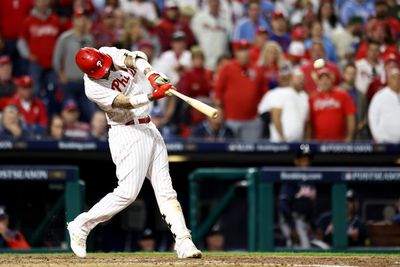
[
  {"x1": 146, "y1": 71, "x2": 170, "y2": 90},
  {"x1": 152, "y1": 83, "x2": 172, "y2": 100}
]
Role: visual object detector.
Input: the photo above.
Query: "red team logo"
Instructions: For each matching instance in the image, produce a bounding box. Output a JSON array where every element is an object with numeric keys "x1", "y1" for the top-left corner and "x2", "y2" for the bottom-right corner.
[{"x1": 111, "y1": 75, "x2": 130, "y2": 92}]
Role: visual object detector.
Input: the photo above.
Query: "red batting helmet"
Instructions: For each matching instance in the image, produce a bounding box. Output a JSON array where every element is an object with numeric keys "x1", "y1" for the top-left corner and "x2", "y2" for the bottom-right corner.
[{"x1": 75, "y1": 47, "x2": 113, "y2": 79}]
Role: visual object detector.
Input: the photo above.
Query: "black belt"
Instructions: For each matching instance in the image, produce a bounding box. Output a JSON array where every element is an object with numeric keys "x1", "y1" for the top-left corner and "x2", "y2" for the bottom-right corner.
[{"x1": 108, "y1": 117, "x2": 151, "y2": 128}]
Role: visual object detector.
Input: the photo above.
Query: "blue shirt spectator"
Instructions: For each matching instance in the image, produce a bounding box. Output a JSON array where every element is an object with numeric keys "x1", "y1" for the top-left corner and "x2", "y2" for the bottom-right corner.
[
  {"x1": 232, "y1": 1, "x2": 269, "y2": 41},
  {"x1": 269, "y1": 11, "x2": 291, "y2": 52},
  {"x1": 305, "y1": 21, "x2": 337, "y2": 63},
  {"x1": 0, "y1": 105, "x2": 30, "y2": 140},
  {"x1": 305, "y1": 36, "x2": 337, "y2": 63},
  {"x1": 340, "y1": 0, "x2": 375, "y2": 25}
]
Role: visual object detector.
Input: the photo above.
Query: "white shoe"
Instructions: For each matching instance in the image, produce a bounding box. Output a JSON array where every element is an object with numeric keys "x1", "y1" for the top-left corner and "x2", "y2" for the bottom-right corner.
[
  {"x1": 175, "y1": 237, "x2": 202, "y2": 259},
  {"x1": 67, "y1": 221, "x2": 87, "y2": 258}
]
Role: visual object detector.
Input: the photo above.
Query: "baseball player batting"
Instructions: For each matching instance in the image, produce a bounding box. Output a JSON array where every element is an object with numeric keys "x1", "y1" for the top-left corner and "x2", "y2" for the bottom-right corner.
[{"x1": 68, "y1": 46, "x2": 201, "y2": 259}]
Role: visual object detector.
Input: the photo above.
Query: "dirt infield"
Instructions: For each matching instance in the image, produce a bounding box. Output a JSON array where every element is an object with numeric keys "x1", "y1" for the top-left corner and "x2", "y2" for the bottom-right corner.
[{"x1": 0, "y1": 253, "x2": 399, "y2": 267}]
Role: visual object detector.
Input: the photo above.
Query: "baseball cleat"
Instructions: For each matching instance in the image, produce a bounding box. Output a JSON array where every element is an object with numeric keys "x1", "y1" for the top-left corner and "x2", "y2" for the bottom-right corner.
[
  {"x1": 175, "y1": 237, "x2": 202, "y2": 259},
  {"x1": 67, "y1": 221, "x2": 87, "y2": 258}
]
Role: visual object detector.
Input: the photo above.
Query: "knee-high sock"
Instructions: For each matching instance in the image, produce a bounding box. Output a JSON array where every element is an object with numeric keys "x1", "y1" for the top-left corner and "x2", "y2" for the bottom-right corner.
[{"x1": 159, "y1": 199, "x2": 191, "y2": 240}]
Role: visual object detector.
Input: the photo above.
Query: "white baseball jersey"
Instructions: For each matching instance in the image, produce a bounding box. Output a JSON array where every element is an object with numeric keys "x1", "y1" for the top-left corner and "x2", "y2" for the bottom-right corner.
[{"x1": 84, "y1": 47, "x2": 150, "y2": 125}]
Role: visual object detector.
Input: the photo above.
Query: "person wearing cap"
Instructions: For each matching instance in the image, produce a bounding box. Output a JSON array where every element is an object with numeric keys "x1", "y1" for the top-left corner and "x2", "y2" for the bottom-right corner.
[
  {"x1": 190, "y1": 0, "x2": 232, "y2": 70},
  {"x1": 355, "y1": 19, "x2": 397, "y2": 61},
  {"x1": 17, "y1": 0, "x2": 62, "y2": 97},
  {"x1": 316, "y1": 189, "x2": 366, "y2": 247},
  {"x1": 232, "y1": 0, "x2": 269, "y2": 42},
  {"x1": 155, "y1": 0, "x2": 196, "y2": 52},
  {"x1": 331, "y1": 16, "x2": 364, "y2": 68},
  {"x1": 61, "y1": 99, "x2": 90, "y2": 140},
  {"x1": 138, "y1": 228, "x2": 156, "y2": 252},
  {"x1": 155, "y1": 31, "x2": 191, "y2": 85},
  {"x1": 368, "y1": 67, "x2": 400, "y2": 143},
  {"x1": 374, "y1": 0, "x2": 400, "y2": 41},
  {"x1": 308, "y1": 67, "x2": 356, "y2": 141},
  {"x1": 214, "y1": 39, "x2": 266, "y2": 141},
  {"x1": 0, "y1": 56, "x2": 17, "y2": 111},
  {"x1": 340, "y1": 63, "x2": 369, "y2": 140},
  {"x1": 287, "y1": 41, "x2": 306, "y2": 67},
  {"x1": 0, "y1": 105, "x2": 30, "y2": 139},
  {"x1": 269, "y1": 11, "x2": 291, "y2": 52},
  {"x1": 355, "y1": 40, "x2": 384, "y2": 95},
  {"x1": 249, "y1": 26, "x2": 269, "y2": 63},
  {"x1": 340, "y1": 0, "x2": 374, "y2": 26},
  {"x1": 53, "y1": 8, "x2": 95, "y2": 122},
  {"x1": 8, "y1": 75, "x2": 48, "y2": 135},
  {"x1": 278, "y1": 144, "x2": 317, "y2": 248},
  {"x1": 205, "y1": 224, "x2": 225, "y2": 251},
  {"x1": 300, "y1": 40, "x2": 342, "y2": 95},
  {"x1": 366, "y1": 53, "x2": 400, "y2": 104},
  {"x1": 258, "y1": 68, "x2": 308, "y2": 142},
  {"x1": 0, "y1": 206, "x2": 30, "y2": 250}
]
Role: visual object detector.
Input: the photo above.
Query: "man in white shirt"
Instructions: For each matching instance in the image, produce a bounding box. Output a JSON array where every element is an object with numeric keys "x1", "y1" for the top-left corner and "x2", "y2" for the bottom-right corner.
[
  {"x1": 191, "y1": 0, "x2": 232, "y2": 70},
  {"x1": 355, "y1": 41, "x2": 384, "y2": 94},
  {"x1": 68, "y1": 46, "x2": 201, "y2": 259},
  {"x1": 258, "y1": 68, "x2": 309, "y2": 142},
  {"x1": 368, "y1": 67, "x2": 400, "y2": 143},
  {"x1": 154, "y1": 31, "x2": 192, "y2": 84}
]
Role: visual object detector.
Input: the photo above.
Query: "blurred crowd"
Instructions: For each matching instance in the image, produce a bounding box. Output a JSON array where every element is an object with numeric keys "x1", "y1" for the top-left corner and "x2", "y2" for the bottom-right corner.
[{"x1": 0, "y1": 0, "x2": 400, "y2": 143}]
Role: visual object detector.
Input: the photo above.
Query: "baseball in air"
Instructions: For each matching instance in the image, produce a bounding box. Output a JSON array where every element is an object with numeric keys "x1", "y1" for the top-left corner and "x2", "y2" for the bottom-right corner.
[{"x1": 313, "y1": 58, "x2": 325, "y2": 69}]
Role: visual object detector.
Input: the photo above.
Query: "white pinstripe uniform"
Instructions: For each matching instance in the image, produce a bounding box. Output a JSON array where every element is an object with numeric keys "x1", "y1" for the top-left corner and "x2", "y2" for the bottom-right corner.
[{"x1": 70, "y1": 47, "x2": 194, "y2": 250}]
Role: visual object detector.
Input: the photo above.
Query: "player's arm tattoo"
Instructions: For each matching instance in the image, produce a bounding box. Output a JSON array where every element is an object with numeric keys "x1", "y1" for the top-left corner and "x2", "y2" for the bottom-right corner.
[
  {"x1": 112, "y1": 93, "x2": 154, "y2": 109},
  {"x1": 112, "y1": 94, "x2": 133, "y2": 109},
  {"x1": 124, "y1": 55, "x2": 135, "y2": 69}
]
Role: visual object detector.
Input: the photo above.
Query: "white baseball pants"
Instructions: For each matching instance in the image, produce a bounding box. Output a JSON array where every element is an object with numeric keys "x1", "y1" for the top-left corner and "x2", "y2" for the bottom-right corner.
[{"x1": 72, "y1": 122, "x2": 191, "y2": 240}]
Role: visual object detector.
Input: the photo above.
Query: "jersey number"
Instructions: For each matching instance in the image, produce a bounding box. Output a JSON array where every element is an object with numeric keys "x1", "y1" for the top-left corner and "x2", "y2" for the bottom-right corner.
[{"x1": 111, "y1": 76, "x2": 130, "y2": 92}]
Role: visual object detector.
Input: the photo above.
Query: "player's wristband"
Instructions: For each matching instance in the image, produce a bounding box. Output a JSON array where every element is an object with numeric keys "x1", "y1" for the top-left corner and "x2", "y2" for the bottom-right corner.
[{"x1": 129, "y1": 93, "x2": 151, "y2": 108}]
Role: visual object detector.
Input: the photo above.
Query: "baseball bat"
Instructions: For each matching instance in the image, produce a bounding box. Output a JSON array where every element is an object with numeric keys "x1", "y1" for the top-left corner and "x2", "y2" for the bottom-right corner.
[{"x1": 167, "y1": 89, "x2": 219, "y2": 119}]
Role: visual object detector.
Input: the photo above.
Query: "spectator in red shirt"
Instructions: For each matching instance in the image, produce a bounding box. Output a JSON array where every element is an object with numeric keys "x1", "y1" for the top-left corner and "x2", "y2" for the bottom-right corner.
[
  {"x1": 0, "y1": 56, "x2": 16, "y2": 111},
  {"x1": 17, "y1": 0, "x2": 62, "y2": 116},
  {"x1": 374, "y1": 0, "x2": 400, "y2": 41},
  {"x1": 0, "y1": 0, "x2": 32, "y2": 75},
  {"x1": 355, "y1": 19, "x2": 397, "y2": 61},
  {"x1": 154, "y1": 0, "x2": 195, "y2": 52},
  {"x1": 249, "y1": 27, "x2": 269, "y2": 64},
  {"x1": 366, "y1": 53, "x2": 400, "y2": 104},
  {"x1": 0, "y1": 206, "x2": 30, "y2": 250},
  {"x1": 301, "y1": 40, "x2": 342, "y2": 95},
  {"x1": 61, "y1": 99, "x2": 90, "y2": 140},
  {"x1": 308, "y1": 68, "x2": 356, "y2": 141},
  {"x1": 178, "y1": 47, "x2": 214, "y2": 125},
  {"x1": 8, "y1": 75, "x2": 48, "y2": 135},
  {"x1": 214, "y1": 40, "x2": 266, "y2": 141}
]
